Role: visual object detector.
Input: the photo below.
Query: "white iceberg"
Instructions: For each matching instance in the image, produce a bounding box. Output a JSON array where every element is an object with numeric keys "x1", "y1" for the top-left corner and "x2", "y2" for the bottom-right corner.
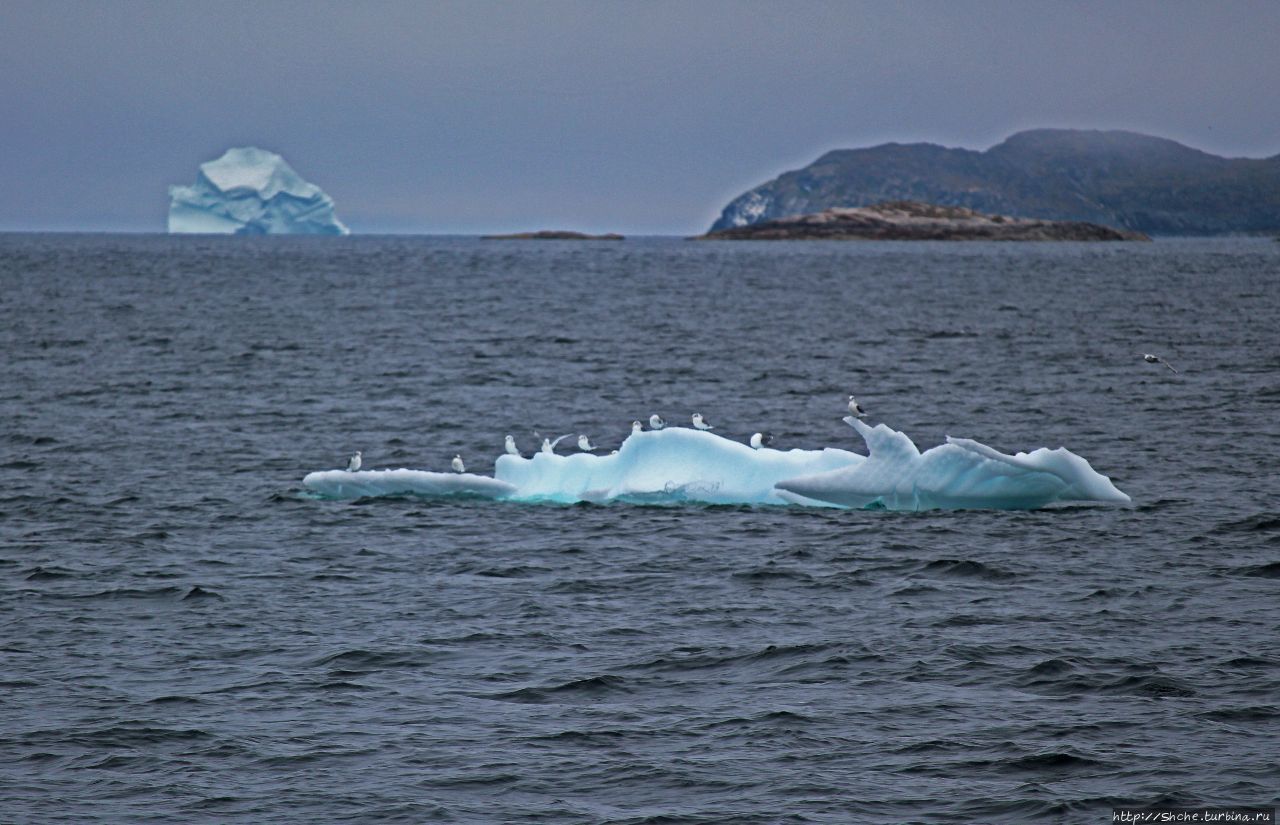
[
  {"x1": 774, "y1": 418, "x2": 1131, "y2": 510},
  {"x1": 168, "y1": 147, "x2": 349, "y2": 235},
  {"x1": 302, "y1": 421, "x2": 1129, "y2": 511},
  {"x1": 301, "y1": 469, "x2": 517, "y2": 500},
  {"x1": 493, "y1": 428, "x2": 859, "y2": 506}
]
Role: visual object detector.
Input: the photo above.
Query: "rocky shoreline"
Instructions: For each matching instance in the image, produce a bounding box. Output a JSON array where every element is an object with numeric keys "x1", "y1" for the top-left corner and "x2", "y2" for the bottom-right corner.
[{"x1": 696, "y1": 201, "x2": 1149, "y2": 241}]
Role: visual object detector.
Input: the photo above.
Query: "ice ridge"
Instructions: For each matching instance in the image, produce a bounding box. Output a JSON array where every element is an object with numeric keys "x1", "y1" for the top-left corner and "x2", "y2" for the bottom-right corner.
[{"x1": 773, "y1": 418, "x2": 1130, "y2": 510}]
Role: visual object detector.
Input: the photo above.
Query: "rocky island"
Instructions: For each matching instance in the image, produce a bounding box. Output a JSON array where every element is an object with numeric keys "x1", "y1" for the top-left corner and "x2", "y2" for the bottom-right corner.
[
  {"x1": 482, "y1": 230, "x2": 624, "y2": 240},
  {"x1": 711, "y1": 129, "x2": 1280, "y2": 236},
  {"x1": 696, "y1": 201, "x2": 1149, "y2": 241}
]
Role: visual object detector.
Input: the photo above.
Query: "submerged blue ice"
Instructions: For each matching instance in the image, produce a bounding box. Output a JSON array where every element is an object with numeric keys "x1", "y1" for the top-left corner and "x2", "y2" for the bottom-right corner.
[
  {"x1": 168, "y1": 147, "x2": 349, "y2": 235},
  {"x1": 302, "y1": 419, "x2": 1130, "y2": 511}
]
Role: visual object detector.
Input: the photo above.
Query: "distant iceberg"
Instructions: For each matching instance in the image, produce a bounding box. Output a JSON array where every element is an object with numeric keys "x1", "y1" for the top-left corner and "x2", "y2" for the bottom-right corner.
[
  {"x1": 168, "y1": 147, "x2": 349, "y2": 235},
  {"x1": 302, "y1": 420, "x2": 1129, "y2": 511}
]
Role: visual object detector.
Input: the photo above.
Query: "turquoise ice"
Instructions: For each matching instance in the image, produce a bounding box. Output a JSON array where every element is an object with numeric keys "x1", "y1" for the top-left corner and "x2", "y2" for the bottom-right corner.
[{"x1": 303, "y1": 420, "x2": 1129, "y2": 511}]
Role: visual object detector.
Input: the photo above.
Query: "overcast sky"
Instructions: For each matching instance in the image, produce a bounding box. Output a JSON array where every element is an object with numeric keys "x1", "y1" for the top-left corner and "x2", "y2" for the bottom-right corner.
[{"x1": 2, "y1": 0, "x2": 1277, "y2": 234}]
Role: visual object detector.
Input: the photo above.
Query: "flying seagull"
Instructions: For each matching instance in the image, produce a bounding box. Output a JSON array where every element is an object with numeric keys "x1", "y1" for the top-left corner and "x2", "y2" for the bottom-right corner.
[
  {"x1": 504, "y1": 435, "x2": 520, "y2": 456},
  {"x1": 577, "y1": 435, "x2": 596, "y2": 451},
  {"x1": 692, "y1": 413, "x2": 713, "y2": 430},
  {"x1": 451, "y1": 454, "x2": 465, "y2": 474},
  {"x1": 1143, "y1": 353, "x2": 1179, "y2": 374},
  {"x1": 649, "y1": 414, "x2": 666, "y2": 430},
  {"x1": 346, "y1": 450, "x2": 362, "y2": 472},
  {"x1": 847, "y1": 395, "x2": 868, "y2": 418}
]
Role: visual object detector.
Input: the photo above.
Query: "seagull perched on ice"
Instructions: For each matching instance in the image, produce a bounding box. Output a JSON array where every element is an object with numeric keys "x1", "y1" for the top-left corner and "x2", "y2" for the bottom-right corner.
[
  {"x1": 346, "y1": 451, "x2": 362, "y2": 472},
  {"x1": 577, "y1": 435, "x2": 596, "y2": 451},
  {"x1": 541, "y1": 434, "x2": 570, "y2": 454},
  {"x1": 451, "y1": 455, "x2": 465, "y2": 474},
  {"x1": 692, "y1": 413, "x2": 713, "y2": 430},
  {"x1": 649, "y1": 414, "x2": 666, "y2": 430},
  {"x1": 847, "y1": 395, "x2": 868, "y2": 418},
  {"x1": 631, "y1": 420, "x2": 643, "y2": 434},
  {"x1": 750, "y1": 432, "x2": 773, "y2": 450},
  {"x1": 1143, "y1": 353, "x2": 1179, "y2": 374},
  {"x1": 504, "y1": 435, "x2": 520, "y2": 456}
]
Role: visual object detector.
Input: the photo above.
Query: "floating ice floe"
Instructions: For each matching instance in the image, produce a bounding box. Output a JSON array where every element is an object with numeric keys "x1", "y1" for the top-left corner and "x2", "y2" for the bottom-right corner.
[
  {"x1": 494, "y1": 427, "x2": 857, "y2": 506},
  {"x1": 168, "y1": 147, "x2": 349, "y2": 235},
  {"x1": 301, "y1": 469, "x2": 517, "y2": 500},
  {"x1": 774, "y1": 418, "x2": 1130, "y2": 510},
  {"x1": 302, "y1": 419, "x2": 1129, "y2": 511}
]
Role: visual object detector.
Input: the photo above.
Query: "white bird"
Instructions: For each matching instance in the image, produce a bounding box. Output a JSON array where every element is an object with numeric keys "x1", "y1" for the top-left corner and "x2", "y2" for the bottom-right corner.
[
  {"x1": 577, "y1": 435, "x2": 596, "y2": 451},
  {"x1": 649, "y1": 414, "x2": 666, "y2": 430},
  {"x1": 847, "y1": 395, "x2": 867, "y2": 418},
  {"x1": 451, "y1": 454, "x2": 465, "y2": 474},
  {"x1": 541, "y1": 434, "x2": 570, "y2": 454},
  {"x1": 504, "y1": 435, "x2": 520, "y2": 456},
  {"x1": 1143, "y1": 353, "x2": 1179, "y2": 374},
  {"x1": 346, "y1": 451, "x2": 362, "y2": 472},
  {"x1": 692, "y1": 413, "x2": 713, "y2": 430},
  {"x1": 631, "y1": 420, "x2": 643, "y2": 434},
  {"x1": 749, "y1": 432, "x2": 766, "y2": 450}
]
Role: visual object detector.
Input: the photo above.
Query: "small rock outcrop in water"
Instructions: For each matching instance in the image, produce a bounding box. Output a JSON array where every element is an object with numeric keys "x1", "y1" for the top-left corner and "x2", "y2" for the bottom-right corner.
[
  {"x1": 695, "y1": 201, "x2": 1149, "y2": 241},
  {"x1": 482, "y1": 230, "x2": 624, "y2": 240},
  {"x1": 168, "y1": 147, "x2": 348, "y2": 235}
]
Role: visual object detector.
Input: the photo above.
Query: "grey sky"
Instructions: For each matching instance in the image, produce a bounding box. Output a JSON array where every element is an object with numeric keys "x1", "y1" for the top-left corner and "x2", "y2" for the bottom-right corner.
[{"x1": 2, "y1": 0, "x2": 1277, "y2": 234}]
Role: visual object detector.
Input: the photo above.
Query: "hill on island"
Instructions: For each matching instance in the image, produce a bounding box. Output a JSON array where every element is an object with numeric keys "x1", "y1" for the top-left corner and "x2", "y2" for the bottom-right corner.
[{"x1": 710, "y1": 129, "x2": 1280, "y2": 236}]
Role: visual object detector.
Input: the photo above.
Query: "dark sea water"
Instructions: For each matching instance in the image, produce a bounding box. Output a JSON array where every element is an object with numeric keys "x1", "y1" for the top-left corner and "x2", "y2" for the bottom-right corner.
[{"x1": 2, "y1": 234, "x2": 1278, "y2": 823}]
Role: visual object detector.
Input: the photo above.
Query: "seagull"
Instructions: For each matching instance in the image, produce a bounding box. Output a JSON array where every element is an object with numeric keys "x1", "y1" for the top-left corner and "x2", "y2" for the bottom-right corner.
[
  {"x1": 541, "y1": 434, "x2": 570, "y2": 454},
  {"x1": 692, "y1": 413, "x2": 713, "y2": 430},
  {"x1": 649, "y1": 414, "x2": 666, "y2": 430},
  {"x1": 631, "y1": 420, "x2": 643, "y2": 434},
  {"x1": 750, "y1": 432, "x2": 773, "y2": 450},
  {"x1": 577, "y1": 435, "x2": 596, "y2": 451},
  {"x1": 847, "y1": 395, "x2": 867, "y2": 418},
  {"x1": 504, "y1": 435, "x2": 520, "y2": 456},
  {"x1": 451, "y1": 454, "x2": 465, "y2": 474},
  {"x1": 346, "y1": 450, "x2": 362, "y2": 472},
  {"x1": 1143, "y1": 353, "x2": 1179, "y2": 374}
]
